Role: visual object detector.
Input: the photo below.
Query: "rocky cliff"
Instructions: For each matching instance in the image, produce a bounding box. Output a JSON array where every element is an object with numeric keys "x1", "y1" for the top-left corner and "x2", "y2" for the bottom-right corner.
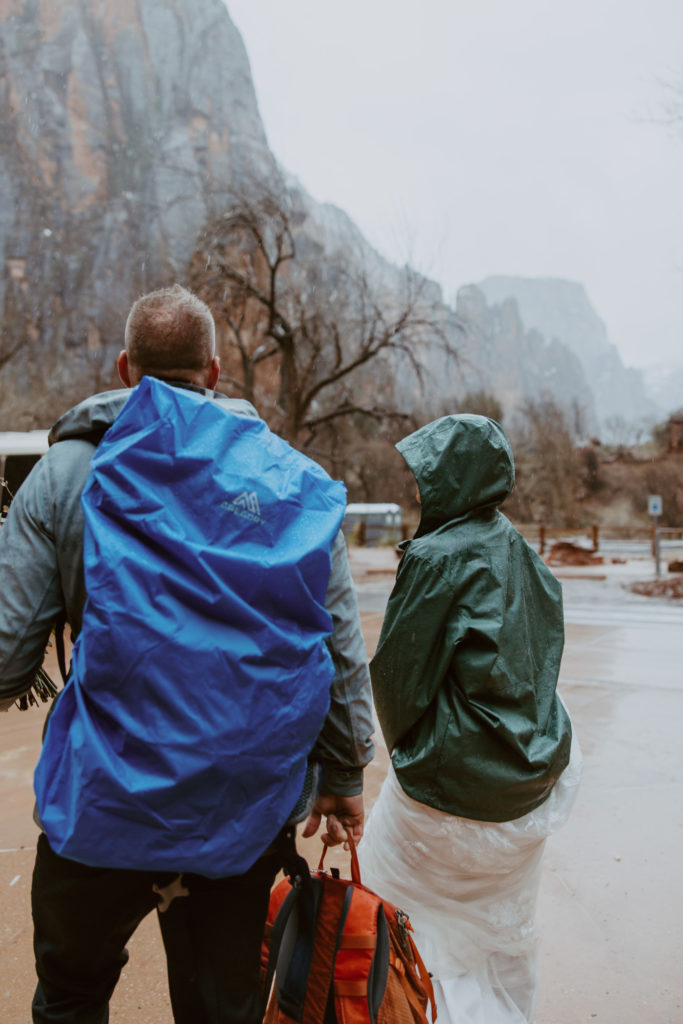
[
  {"x1": 0, "y1": 0, "x2": 274, "y2": 425},
  {"x1": 0, "y1": 0, "x2": 654, "y2": 438},
  {"x1": 642, "y1": 363, "x2": 683, "y2": 420},
  {"x1": 477, "y1": 276, "x2": 657, "y2": 432},
  {"x1": 452, "y1": 284, "x2": 598, "y2": 433}
]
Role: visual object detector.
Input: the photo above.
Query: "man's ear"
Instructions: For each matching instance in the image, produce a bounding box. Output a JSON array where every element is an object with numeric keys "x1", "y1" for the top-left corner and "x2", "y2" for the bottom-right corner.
[
  {"x1": 117, "y1": 350, "x2": 132, "y2": 387},
  {"x1": 207, "y1": 356, "x2": 220, "y2": 390}
]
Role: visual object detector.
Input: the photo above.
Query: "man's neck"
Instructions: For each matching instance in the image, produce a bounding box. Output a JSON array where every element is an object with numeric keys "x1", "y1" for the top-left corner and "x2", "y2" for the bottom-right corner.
[{"x1": 146, "y1": 376, "x2": 213, "y2": 396}]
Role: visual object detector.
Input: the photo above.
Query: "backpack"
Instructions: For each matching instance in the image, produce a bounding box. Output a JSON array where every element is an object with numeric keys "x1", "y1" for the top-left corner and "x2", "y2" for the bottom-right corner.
[
  {"x1": 34, "y1": 378, "x2": 346, "y2": 877},
  {"x1": 261, "y1": 833, "x2": 436, "y2": 1024}
]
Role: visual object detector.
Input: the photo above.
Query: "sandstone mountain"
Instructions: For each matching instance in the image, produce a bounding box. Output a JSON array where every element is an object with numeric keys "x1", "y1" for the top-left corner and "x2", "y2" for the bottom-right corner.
[
  {"x1": 642, "y1": 362, "x2": 683, "y2": 420},
  {"x1": 0, "y1": 0, "x2": 274, "y2": 425},
  {"x1": 478, "y1": 276, "x2": 657, "y2": 433},
  {"x1": 0, "y1": 0, "x2": 654, "y2": 439},
  {"x1": 452, "y1": 283, "x2": 598, "y2": 433}
]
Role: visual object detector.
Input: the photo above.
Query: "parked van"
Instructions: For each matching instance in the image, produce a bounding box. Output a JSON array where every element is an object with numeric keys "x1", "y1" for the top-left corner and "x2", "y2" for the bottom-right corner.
[{"x1": 0, "y1": 431, "x2": 50, "y2": 520}]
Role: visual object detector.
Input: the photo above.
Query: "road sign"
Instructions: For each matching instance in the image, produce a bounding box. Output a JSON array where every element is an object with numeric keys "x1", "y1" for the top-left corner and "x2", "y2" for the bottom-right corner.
[{"x1": 648, "y1": 494, "x2": 663, "y2": 517}]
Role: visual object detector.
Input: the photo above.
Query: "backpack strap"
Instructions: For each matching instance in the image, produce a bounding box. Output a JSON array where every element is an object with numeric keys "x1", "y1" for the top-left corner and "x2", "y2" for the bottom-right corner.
[
  {"x1": 302, "y1": 883, "x2": 352, "y2": 1024},
  {"x1": 54, "y1": 610, "x2": 69, "y2": 686},
  {"x1": 266, "y1": 829, "x2": 355, "y2": 1024},
  {"x1": 277, "y1": 825, "x2": 313, "y2": 886},
  {"x1": 407, "y1": 934, "x2": 437, "y2": 1020},
  {"x1": 268, "y1": 873, "x2": 325, "y2": 1022},
  {"x1": 264, "y1": 826, "x2": 320, "y2": 1020}
]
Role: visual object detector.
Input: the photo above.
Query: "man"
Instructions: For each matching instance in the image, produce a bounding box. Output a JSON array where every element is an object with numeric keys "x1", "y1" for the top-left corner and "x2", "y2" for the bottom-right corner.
[{"x1": 0, "y1": 285, "x2": 374, "y2": 1024}]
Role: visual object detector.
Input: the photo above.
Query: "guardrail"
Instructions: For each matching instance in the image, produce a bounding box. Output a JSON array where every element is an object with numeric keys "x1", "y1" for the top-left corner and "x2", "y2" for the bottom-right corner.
[{"x1": 514, "y1": 523, "x2": 683, "y2": 558}]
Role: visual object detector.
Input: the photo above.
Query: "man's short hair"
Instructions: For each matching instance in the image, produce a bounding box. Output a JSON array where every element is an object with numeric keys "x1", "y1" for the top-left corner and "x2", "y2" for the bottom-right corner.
[{"x1": 124, "y1": 285, "x2": 215, "y2": 373}]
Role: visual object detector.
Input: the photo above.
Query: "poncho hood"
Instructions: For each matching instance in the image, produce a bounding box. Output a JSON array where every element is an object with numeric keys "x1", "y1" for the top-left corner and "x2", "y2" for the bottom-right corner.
[{"x1": 397, "y1": 415, "x2": 514, "y2": 536}]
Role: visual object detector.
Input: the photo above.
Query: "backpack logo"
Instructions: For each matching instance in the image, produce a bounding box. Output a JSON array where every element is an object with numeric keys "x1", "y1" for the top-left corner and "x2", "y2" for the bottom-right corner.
[{"x1": 221, "y1": 491, "x2": 264, "y2": 524}]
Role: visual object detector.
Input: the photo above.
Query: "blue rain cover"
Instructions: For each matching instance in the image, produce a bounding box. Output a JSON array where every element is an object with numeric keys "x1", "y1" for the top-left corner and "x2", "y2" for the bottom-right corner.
[{"x1": 34, "y1": 378, "x2": 346, "y2": 877}]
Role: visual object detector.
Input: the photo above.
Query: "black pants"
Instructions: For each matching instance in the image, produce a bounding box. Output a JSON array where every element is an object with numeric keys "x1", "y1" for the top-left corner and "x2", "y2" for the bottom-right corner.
[{"x1": 31, "y1": 832, "x2": 281, "y2": 1024}]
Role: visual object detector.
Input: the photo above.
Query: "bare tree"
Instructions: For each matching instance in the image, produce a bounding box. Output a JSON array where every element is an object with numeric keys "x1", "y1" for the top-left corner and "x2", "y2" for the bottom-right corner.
[
  {"x1": 446, "y1": 389, "x2": 505, "y2": 424},
  {"x1": 0, "y1": 336, "x2": 26, "y2": 373},
  {"x1": 0, "y1": 281, "x2": 33, "y2": 374},
  {"x1": 189, "y1": 185, "x2": 454, "y2": 448},
  {"x1": 505, "y1": 395, "x2": 582, "y2": 526}
]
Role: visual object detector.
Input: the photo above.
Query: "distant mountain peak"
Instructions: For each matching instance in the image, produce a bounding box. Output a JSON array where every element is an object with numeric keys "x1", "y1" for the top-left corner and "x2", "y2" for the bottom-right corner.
[{"x1": 477, "y1": 275, "x2": 656, "y2": 430}]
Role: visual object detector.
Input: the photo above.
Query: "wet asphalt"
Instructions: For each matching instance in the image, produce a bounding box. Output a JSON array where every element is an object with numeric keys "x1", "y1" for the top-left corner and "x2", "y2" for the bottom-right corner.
[{"x1": 0, "y1": 546, "x2": 681, "y2": 1022}]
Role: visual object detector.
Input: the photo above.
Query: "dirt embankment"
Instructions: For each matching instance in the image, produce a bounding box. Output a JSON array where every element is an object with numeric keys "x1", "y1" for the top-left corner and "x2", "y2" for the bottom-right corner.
[{"x1": 630, "y1": 575, "x2": 683, "y2": 600}]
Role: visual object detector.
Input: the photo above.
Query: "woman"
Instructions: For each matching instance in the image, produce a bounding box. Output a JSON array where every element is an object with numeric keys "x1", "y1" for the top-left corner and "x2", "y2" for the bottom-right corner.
[{"x1": 358, "y1": 414, "x2": 581, "y2": 1024}]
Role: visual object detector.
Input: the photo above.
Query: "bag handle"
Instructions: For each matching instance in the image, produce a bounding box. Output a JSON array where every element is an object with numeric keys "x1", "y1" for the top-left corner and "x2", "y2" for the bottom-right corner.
[{"x1": 317, "y1": 829, "x2": 362, "y2": 885}]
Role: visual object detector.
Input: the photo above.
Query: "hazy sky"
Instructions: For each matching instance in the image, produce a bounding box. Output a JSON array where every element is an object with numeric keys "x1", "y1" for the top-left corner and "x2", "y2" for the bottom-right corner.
[{"x1": 225, "y1": 0, "x2": 683, "y2": 370}]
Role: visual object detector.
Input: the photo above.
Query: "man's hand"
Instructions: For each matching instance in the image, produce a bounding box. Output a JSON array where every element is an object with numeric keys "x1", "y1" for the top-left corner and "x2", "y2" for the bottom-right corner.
[{"x1": 302, "y1": 792, "x2": 364, "y2": 846}]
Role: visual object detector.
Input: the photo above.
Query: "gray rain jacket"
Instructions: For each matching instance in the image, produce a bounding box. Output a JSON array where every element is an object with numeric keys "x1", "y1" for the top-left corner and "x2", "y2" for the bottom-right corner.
[{"x1": 0, "y1": 385, "x2": 374, "y2": 795}]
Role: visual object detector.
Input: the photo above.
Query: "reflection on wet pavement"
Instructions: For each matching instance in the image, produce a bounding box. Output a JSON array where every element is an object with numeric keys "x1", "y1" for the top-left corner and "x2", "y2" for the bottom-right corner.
[
  {"x1": 541, "y1": 569, "x2": 682, "y2": 1024},
  {"x1": 350, "y1": 547, "x2": 683, "y2": 1024},
  {"x1": 0, "y1": 548, "x2": 680, "y2": 1022}
]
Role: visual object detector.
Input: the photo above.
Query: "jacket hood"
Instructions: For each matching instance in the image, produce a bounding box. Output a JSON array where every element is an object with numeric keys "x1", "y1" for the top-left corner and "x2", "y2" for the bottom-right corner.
[
  {"x1": 397, "y1": 414, "x2": 514, "y2": 535},
  {"x1": 49, "y1": 390, "x2": 130, "y2": 445},
  {"x1": 49, "y1": 383, "x2": 259, "y2": 446}
]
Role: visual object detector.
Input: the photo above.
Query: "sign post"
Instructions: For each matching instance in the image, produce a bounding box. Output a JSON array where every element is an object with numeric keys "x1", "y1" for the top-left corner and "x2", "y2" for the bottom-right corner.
[{"x1": 648, "y1": 494, "x2": 663, "y2": 577}]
